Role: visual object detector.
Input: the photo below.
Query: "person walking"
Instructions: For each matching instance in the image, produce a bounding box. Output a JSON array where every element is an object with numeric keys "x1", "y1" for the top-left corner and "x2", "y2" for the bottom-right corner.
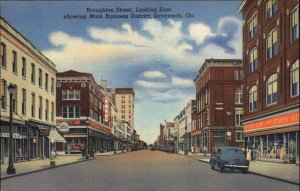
[{"x1": 251, "y1": 145, "x2": 257, "y2": 162}]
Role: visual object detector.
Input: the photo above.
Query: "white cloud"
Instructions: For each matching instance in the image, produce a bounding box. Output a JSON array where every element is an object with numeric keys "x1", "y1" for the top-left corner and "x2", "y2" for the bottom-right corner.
[
  {"x1": 189, "y1": 23, "x2": 214, "y2": 44},
  {"x1": 171, "y1": 76, "x2": 194, "y2": 87},
  {"x1": 135, "y1": 80, "x2": 169, "y2": 89},
  {"x1": 143, "y1": 71, "x2": 166, "y2": 79}
]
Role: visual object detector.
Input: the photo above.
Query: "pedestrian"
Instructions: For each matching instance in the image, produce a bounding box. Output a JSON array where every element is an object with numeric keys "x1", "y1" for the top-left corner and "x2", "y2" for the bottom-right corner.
[
  {"x1": 67, "y1": 145, "x2": 71, "y2": 155},
  {"x1": 251, "y1": 145, "x2": 256, "y2": 162},
  {"x1": 246, "y1": 147, "x2": 251, "y2": 161},
  {"x1": 203, "y1": 146, "x2": 207, "y2": 157}
]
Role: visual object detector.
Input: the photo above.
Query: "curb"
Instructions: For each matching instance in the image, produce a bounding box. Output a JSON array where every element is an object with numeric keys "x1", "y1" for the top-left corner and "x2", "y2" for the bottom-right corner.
[
  {"x1": 198, "y1": 159, "x2": 299, "y2": 185},
  {"x1": 0, "y1": 158, "x2": 95, "y2": 180}
]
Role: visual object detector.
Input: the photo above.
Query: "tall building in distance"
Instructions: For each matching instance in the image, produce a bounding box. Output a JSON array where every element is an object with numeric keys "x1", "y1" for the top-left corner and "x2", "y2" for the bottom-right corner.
[
  {"x1": 114, "y1": 88, "x2": 135, "y2": 129},
  {"x1": 238, "y1": 0, "x2": 299, "y2": 162}
]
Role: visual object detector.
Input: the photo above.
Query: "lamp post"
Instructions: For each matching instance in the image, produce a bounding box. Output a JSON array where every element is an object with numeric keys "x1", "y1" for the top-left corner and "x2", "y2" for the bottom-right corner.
[
  {"x1": 86, "y1": 118, "x2": 89, "y2": 159},
  {"x1": 226, "y1": 111, "x2": 232, "y2": 147},
  {"x1": 7, "y1": 83, "x2": 16, "y2": 174}
]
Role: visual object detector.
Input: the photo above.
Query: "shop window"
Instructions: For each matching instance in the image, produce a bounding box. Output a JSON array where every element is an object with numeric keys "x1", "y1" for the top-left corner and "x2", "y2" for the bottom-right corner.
[
  {"x1": 0, "y1": 42, "x2": 6, "y2": 68},
  {"x1": 290, "y1": 6, "x2": 299, "y2": 42},
  {"x1": 249, "y1": 47, "x2": 257, "y2": 73},
  {"x1": 266, "y1": 0, "x2": 278, "y2": 20},
  {"x1": 266, "y1": 29, "x2": 278, "y2": 60},
  {"x1": 291, "y1": 59, "x2": 299, "y2": 97},
  {"x1": 266, "y1": 74, "x2": 278, "y2": 106},
  {"x1": 1, "y1": 80, "x2": 7, "y2": 110},
  {"x1": 249, "y1": 85, "x2": 257, "y2": 112},
  {"x1": 235, "y1": 88, "x2": 243, "y2": 104},
  {"x1": 248, "y1": 14, "x2": 257, "y2": 39}
]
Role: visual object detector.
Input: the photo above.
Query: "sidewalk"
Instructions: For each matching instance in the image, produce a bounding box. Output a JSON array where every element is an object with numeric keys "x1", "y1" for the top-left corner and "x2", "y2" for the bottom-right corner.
[
  {"x1": 0, "y1": 150, "x2": 125, "y2": 180},
  {"x1": 198, "y1": 158, "x2": 299, "y2": 184}
]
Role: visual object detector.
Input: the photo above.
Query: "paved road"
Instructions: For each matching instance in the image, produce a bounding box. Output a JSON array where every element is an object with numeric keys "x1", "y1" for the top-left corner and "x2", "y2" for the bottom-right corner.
[{"x1": 1, "y1": 150, "x2": 298, "y2": 191}]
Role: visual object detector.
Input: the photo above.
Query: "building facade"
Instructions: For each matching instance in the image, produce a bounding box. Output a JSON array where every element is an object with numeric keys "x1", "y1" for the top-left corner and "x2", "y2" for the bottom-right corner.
[
  {"x1": 1, "y1": 17, "x2": 65, "y2": 163},
  {"x1": 239, "y1": 0, "x2": 299, "y2": 162},
  {"x1": 194, "y1": 59, "x2": 244, "y2": 153},
  {"x1": 56, "y1": 70, "x2": 115, "y2": 154}
]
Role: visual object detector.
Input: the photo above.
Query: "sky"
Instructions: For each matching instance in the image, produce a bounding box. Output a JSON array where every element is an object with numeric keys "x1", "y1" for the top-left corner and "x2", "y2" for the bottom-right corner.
[{"x1": 0, "y1": 0, "x2": 242, "y2": 144}]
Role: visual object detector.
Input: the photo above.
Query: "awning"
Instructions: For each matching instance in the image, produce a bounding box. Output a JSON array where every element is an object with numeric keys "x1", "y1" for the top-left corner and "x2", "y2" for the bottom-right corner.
[
  {"x1": 47, "y1": 128, "x2": 66, "y2": 143},
  {"x1": 0, "y1": 126, "x2": 22, "y2": 139}
]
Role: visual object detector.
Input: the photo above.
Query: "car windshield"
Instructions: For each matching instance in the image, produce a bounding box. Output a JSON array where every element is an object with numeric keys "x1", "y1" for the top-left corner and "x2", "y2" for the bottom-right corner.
[{"x1": 222, "y1": 148, "x2": 244, "y2": 155}]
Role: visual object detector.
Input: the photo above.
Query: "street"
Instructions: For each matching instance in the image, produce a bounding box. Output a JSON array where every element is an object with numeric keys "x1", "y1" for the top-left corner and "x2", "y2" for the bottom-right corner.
[{"x1": 1, "y1": 150, "x2": 298, "y2": 191}]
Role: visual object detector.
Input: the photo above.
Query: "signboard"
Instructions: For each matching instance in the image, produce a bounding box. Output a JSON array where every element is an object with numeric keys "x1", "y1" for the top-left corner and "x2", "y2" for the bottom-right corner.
[
  {"x1": 244, "y1": 111, "x2": 300, "y2": 132},
  {"x1": 58, "y1": 122, "x2": 70, "y2": 133},
  {"x1": 104, "y1": 97, "x2": 109, "y2": 122}
]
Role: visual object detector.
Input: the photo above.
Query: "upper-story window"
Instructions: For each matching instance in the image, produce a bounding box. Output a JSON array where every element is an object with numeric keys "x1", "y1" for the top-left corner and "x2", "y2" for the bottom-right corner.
[
  {"x1": 266, "y1": 73, "x2": 278, "y2": 106},
  {"x1": 38, "y1": 69, "x2": 42, "y2": 87},
  {"x1": 51, "y1": 78, "x2": 55, "y2": 94},
  {"x1": 45, "y1": 99, "x2": 49, "y2": 121},
  {"x1": 1, "y1": 80, "x2": 7, "y2": 110},
  {"x1": 31, "y1": 93, "x2": 35, "y2": 118},
  {"x1": 12, "y1": 51, "x2": 17, "y2": 74},
  {"x1": 248, "y1": 14, "x2": 257, "y2": 39},
  {"x1": 266, "y1": 29, "x2": 278, "y2": 60},
  {"x1": 12, "y1": 85, "x2": 17, "y2": 113},
  {"x1": 235, "y1": 110, "x2": 243, "y2": 127},
  {"x1": 22, "y1": 89, "x2": 26, "y2": 115},
  {"x1": 249, "y1": 47, "x2": 257, "y2": 73},
  {"x1": 0, "y1": 42, "x2": 7, "y2": 68},
  {"x1": 249, "y1": 85, "x2": 257, "y2": 112},
  {"x1": 266, "y1": 0, "x2": 278, "y2": 20},
  {"x1": 62, "y1": 89, "x2": 80, "y2": 100},
  {"x1": 22, "y1": 57, "x2": 26, "y2": 78},
  {"x1": 291, "y1": 59, "x2": 299, "y2": 97},
  {"x1": 45, "y1": 73, "x2": 49, "y2": 91},
  {"x1": 51, "y1": 102, "x2": 54, "y2": 122},
  {"x1": 31, "y1": 63, "x2": 35, "y2": 83},
  {"x1": 290, "y1": 6, "x2": 299, "y2": 42},
  {"x1": 63, "y1": 106, "x2": 80, "y2": 118},
  {"x1": 39, "y1": 96, "x2": 43, "y2": 119},
  {"x1": 235, "y1": 88, "x2": 243, "y2": 104}
]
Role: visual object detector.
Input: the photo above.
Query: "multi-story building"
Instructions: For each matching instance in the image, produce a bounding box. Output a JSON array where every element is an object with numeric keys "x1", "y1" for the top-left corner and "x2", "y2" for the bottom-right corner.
[
  {"x1": 56, "y1": 70, "x2": 115, "y2": 154},
  {"x1": 114, "y1": 88, "x2": 135, "y2": 128},
  {"x1": 0, "y1": 17, "x2": 65, "y2": 163},
  {"x1": 238, "y1": 0, "x2": 299, "y2": 162},
  {"x1": 173, "y1": 115, "x2": 180, "y2": 152},
  {"x1": 194, "y1": 59, "x2": 244, "y2": 153}
]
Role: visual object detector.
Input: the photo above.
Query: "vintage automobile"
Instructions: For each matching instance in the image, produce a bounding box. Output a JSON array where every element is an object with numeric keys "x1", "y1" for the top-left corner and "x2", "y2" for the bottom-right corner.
[{"x1": 210, "y1": 147, "x2": 249, "y2": 173}]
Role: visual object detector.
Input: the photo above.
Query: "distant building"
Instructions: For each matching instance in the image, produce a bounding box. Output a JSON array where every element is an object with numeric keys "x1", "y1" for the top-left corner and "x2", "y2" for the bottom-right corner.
[
  {"x1": 194, "y1": 59, "x2": 244, "y2": 153},
  {"x1": 238, "y1": 0, "x2": 299, "y2": 162}
]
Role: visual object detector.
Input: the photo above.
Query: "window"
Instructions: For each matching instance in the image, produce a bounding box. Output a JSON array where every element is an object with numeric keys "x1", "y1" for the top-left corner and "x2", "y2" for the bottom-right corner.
[
  {"x1": 22, "y1": 89, "x2": 26, "y2": 115},
  {"x1": 45, "y1": 73, "x2": 48, "y2": 91},
  {"x1": 266, "y1": 74, "x2": 278, "y2": 105},
  {"x1": 45, "y1": 100, "x2": 49, "y2": 121},
  {"x1": 1, "y1": 42, "x2": 7, "y2": 68},
  {"x1": 267, "y1": 29, "x2": 278, "y2": 60},
  {"x1": 249, "y1": 47, "x2": 257, "y2": 73},
  {"x1": 291, "y1": 59, "x2": 299, "y2": 97},
  {"x1": 12, "y1": 85, "x2": 17, "y2": 113},
  {"x1": 31, "y1": 93, "x2": 35, "y2": 117},
  {"x1": 51, "y1": 78, "x2": 54, "y2": 94},
  {"x1": 240, "y1": 70, "x2": 244, "y2": 80},
  {"x1": 12, "y1": 51, "x2": 17, "y2": 73},
  {"x1": 22, "y1": 57, "x2": 26, "y2": 78},
  {"x1": 121, "y1": 105, "x2": 125, "y2": 109},
  {"x1": 121, "y1": 100, "x2": 125, "y2": 104},
  {"x1": 31, "y1": 63, "x2": 35, "y2": 83},
  {"x1": 235, "y1": 110, "x2": 243, "y2": 127},
  {"x1": 1, "y1": 80, "x2": 7, "y2": 110},
  {"x1": 290, "y1": 6, "x2": 299, "y2": 42},
  {"x1": 38, "y1": 69, "x2": 42, "y2": 87},
  {"x1": 39, "y1": 96, "x2": 42, "y2": 119},
  {"x1": 236, "y1": 131, "x2": 244, "y2": 142},
  {"x1": 249, "y1": 85, "x2": 257, "y2": 112},
  {"x1": 235, "y1": 88, "x2": 243, "y2": 104},
  {"x1": 266, "y1": 0, "x2": 278, "y2": 20},
  {"x1": 51, "y1": 102, "x2": 54, "y2": 122},
  {"x1": 62, "y1": 106, "x2": 80, "y2": 118},
  {"x1": 62, "y1": 89, "x2": 80, "y2": 100},
  {"x1": 248, "y1": 14, "x2": 257, "y2": 39},
  {"x1": 234, "y1": 70, "x2": 239, "y2": 80}
]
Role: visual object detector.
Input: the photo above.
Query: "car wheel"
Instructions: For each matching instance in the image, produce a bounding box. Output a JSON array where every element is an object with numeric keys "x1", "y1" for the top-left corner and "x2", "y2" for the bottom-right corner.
[{"x1": 242, "y1": 169, "x2": 248, "y2": 174}]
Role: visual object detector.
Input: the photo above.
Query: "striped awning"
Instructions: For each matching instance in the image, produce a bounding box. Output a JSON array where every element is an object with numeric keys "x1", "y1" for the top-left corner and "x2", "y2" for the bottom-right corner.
[
  {"x1": 0, "y1": 126, "x2": 22, "y2": 139},
  {"x1": 47, "y1": 128, "x2": 66, "y2": 143}
]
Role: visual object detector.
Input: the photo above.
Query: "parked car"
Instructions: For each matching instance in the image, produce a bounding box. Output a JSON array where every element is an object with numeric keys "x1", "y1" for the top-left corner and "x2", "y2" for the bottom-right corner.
[{"x1": 210, "y1": 147, "x2": 249, "y2": 173}]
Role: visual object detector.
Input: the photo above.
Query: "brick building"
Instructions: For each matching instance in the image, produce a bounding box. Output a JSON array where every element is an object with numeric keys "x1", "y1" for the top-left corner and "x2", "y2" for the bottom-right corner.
[
  {"x1": 194, "y1": 59, "x2": 244, "y2": 153},
  {"x1": 238, "y1": 0, "x2": 299, "y2": 162},
  {"x1": 56, "y1": 70, "x2": 115, "y2": 154}
]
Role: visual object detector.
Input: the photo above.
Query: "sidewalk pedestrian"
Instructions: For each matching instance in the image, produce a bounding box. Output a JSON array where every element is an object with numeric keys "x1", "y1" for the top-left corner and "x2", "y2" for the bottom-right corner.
[
  {"x1": 251, "y1": 145, "x2": 257, "y2": 162},
  {"x1": 203, "y1": 146, "x2": 207, "y2": 157},
  {"x1": 246, "y1": 147, "x2": 251, "y2": 161}
]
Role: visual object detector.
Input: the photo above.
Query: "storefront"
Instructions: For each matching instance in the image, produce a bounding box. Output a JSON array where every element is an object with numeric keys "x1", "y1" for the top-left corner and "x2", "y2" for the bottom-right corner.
[{"x1": 244, "y1": 110, "x2": 299, "y2": 163}]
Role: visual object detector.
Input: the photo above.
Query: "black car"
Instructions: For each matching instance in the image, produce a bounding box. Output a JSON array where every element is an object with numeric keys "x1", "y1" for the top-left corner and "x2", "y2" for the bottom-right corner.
[{"x1": 210, "y1": 147, "x2": 249, "y2": 173}]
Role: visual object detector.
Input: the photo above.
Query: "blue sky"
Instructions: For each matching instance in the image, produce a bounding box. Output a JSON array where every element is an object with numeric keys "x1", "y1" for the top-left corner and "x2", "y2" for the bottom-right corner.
[{"x1": 0, "y1": 0, "x2": 242, "y2": 144}]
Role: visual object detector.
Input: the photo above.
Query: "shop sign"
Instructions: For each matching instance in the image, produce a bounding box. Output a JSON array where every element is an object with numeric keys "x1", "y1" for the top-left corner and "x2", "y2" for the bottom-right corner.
[
  {"x1": 244, "y1": 111, "x2": 300, "y2": 132},
  {"x1": 58, "y1": 122, "x2": 70, "y2": 133},
  {"x1": 104, "y1": 97, "x2": 109, "y2": 122},
  {"x1": 89, "y1": 120, "x2": 111, "y2": 133},
  {"x1": 56, "y1": 120, "x2": 81, "y2": 126}
]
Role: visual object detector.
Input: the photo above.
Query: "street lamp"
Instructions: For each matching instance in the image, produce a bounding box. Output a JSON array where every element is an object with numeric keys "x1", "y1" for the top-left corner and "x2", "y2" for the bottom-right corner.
[
  {"x1": 86, "y1": 118, "x2": 89, "y2": 159},
  {"x1": 7, "y1": 83, "x2": 16, "y2": 174},
  {"x1": 226, "y1": 111, "x2": 232, "y2": 147}
]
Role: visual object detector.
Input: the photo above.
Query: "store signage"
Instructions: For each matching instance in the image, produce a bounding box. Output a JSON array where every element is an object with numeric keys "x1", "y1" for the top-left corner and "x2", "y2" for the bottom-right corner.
[
  {"x1": 89, "y1": 120, "x2": 111, "y2": 133},
  {"x1": 244, "y1": 111, "x2": 300, "y2": 132},
  {"x1": 58, "y1": 122, "x2": 70, "y2": 133},
  {"x1": 104, "y1": 97, "x2": 109, "y2": 122},
  {"x1": 56, "y1": 120, "x2": 81, "y2": 126}
]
